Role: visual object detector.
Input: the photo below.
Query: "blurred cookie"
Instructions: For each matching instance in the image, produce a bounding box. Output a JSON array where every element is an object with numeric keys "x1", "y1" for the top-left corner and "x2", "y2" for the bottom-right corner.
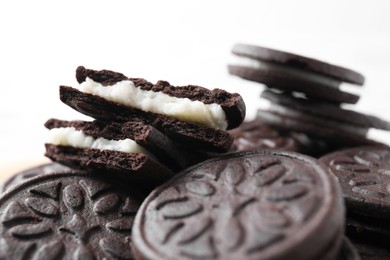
[
  {"x1": 228, "y1": 43, "x2": 363, "y2": 104},
  {"x1": 319, "y1": 146, "x2": 390, "y2": 218},
  {"x1": 228, "y1": 118, "x2": 301, "y2": 152}
]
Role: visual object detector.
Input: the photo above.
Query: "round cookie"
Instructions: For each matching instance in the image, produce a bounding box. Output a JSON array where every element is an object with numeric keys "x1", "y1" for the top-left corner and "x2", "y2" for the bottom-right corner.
[
  {"x1": 0, "y1": 170, "x2": 144, "y2": 259},
  {"x1": 0, "y1": 163, "x2": 70, "y2": 194},
  {"x1": 228, "y1": 118, "x2": 301, "y2": 152},
  {"x1": 319, "y1": 146, "x2": 390, "y2": 218},
  {"x1": 132, "y1": 151, "x2": 344, "y2": 260},
  {"x1": 228, "y1": 43, "x2": 364, "y2": 104}
]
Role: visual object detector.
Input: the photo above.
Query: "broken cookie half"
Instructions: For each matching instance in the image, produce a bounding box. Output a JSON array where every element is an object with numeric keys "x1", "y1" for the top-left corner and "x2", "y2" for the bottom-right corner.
[{"x1": 44, "y1": 119, "x2": 186, "y2": 186}]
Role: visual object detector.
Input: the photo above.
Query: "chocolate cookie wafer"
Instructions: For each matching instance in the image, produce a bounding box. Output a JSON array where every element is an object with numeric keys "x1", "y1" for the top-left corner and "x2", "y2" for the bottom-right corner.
[
  {"x1": 0, "y1": 170, "x2": 144, "y2": 259},
  {"x1": 132, "y1": 151, "x2": 345, "y2": 260},
  {"x1": 228, "y1": 43, "x2": 363, "y2": 104},
  {"x1": 60, "y1": 66, "x2": 246, "y2": 153}
]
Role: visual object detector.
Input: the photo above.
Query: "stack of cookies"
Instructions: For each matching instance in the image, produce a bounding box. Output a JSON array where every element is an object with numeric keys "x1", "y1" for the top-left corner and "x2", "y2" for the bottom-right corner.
[
  {"x1": 228, "y1": 43, "x2": 390, "y2": 156},
  {"x1": 228, "y1": 44, "x2": 390, "y2": 258},
  {"x1": 320, "y1": 145, "x2": 390, "y2": 258}
]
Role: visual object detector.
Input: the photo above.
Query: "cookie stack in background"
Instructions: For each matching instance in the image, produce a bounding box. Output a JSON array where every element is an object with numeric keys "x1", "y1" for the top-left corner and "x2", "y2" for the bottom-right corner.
[{"x1": 228, "y1": 43, "x2": 390, "y2": 157}]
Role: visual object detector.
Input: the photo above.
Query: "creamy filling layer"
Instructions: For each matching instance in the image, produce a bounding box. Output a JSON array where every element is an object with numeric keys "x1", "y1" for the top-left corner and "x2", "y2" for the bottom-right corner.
[
  {"x1": 230, "y1": 56, "x2": 342, "y2": 89},
  {"x1": 47, "y1": 127, "x2": 153, "y2": 157},
  {"x1": 269, "y1": 104, "x2": 369, "y2": 136},
  {"x1": 78, "y1": 77, "x2": 228, "y2": 130}
]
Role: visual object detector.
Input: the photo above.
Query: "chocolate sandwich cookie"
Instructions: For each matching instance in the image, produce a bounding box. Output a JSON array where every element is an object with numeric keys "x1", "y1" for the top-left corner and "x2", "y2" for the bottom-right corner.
[
  {"x1": 228, "y1": 43, "x2": 363, "y2": 104},
  {"x1": 0, "y1": 163, "x2": 69, "y2": 193},
  {"x1": 228, "y1": 118, "x2": 301, "y2": 152},
  {"x1": 0, "y1": 170, "x2": 143, "y2": 259},
  {"x1": 132, "y1": 151, "x2": 345, "y2": 260},
  {"x1": 44, "y1": 119, "x2": 174, "y2": 187},
  {"x1": 45, "y1": 118, "x2": 198, "y2": 172},
  {"x1": 319, "y1": 146, "x2": 390, "y2": 218},
  {"x1": 59, "y1": 66, "x2": 246, "y2": 153}
]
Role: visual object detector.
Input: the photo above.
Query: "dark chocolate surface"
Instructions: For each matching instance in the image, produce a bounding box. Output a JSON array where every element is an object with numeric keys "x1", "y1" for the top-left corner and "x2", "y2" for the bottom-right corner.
[
  {"x1": 0, "y1": 170, "x2": 144, "y2": 259},
  {"x1": 228, "y1": 65, "x2": 360, "y2": 104},
  {"x1": 228, "y1": 118, "x2": 300, "y2": 152},
  {"x1": 45, "y1": 144, "x2": 173, "y2": 189},
  {"x1": 319, "y1": 146, "x2": 390, "y2": 218},
  {"x1": 231, "y1": 43, "x2": 365, "y2": 85},
  {"x1": 261, "y1": 90, "x2": 390, "y2": 130},
  {"x1": 132, "y1": 151, "x2": 344, "y2": 260},
  {"x1": 256, "y1": 109, "x2": 378, "y2": 147},
  {"x1": 0, "y1": 163, "x2": 70, "y2": 194}
]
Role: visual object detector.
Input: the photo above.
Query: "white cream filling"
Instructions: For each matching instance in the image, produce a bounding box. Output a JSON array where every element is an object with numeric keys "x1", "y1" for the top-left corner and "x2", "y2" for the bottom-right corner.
[
  {"x1": 47, "y1": 127, "x2": 152, "y2": 156},
  {"x1": 269, "y1": 104, "x2": 369, "y2": 136},
  {"x1": 230, "y1": 56, "x2": 342, "y2": 89},
  {"x1": 78, "y1": 77, "x2": 228, "y2": 130}
]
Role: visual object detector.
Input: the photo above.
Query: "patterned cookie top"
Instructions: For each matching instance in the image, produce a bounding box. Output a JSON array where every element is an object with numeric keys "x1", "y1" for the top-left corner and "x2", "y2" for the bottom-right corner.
[
  {"x1": 320, "y1": 145, "x2": 390, "y2": 218},
  {"x1": 0, "y1": 171, "x2": 143, "y2": 259},
  {"x1": 132, "y1": 151, "x2": 344, "y2": 260},
  {"x1": 0, "y1": 163, "x2": 70, "y2": 194}
]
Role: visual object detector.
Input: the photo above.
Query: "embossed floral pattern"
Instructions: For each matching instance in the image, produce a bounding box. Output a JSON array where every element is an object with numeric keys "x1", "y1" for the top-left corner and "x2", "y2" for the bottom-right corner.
[
  {"x1": 323, "y1": 146, "x2": 390, "y2": 217},
  {"x1": 135, "y1": 153, "x2": 341, "y2": 259},
  {"x1": 0, "y1": 172, "x2": 140, "y2": 259}
]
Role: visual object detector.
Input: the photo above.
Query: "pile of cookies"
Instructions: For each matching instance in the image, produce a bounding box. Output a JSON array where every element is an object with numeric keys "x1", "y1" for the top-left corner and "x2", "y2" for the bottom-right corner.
[
  {"x1": 228, "y1": 44, "x2": 390, "y2": 258},
  {"x1": 228, "y1": 43, "x2": 390, "y2": 156},
  {"x1": 0, "y1": 45, "x2": 389, "y2": 259}
]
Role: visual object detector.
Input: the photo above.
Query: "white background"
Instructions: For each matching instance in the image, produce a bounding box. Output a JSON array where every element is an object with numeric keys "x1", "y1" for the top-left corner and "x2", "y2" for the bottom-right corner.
[{"x1": 1, "y1": 0, "x2": 390, "y2": 171}]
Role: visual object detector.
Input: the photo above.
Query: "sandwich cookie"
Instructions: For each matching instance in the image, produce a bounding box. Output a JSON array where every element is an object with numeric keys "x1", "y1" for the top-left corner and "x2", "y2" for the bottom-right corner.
[
  {"x1": 228, "y1": 43, "x2": 364, "y2": 104},
  {"x1": 0, "y1": 170, "x2": 144, "y2": 259},
  {"x1": 132, "y1": 151, "x2": 345, "y2": 260},
  {"x1": 60, "y1": 66, "x2": 246, "y2": 153},
  {"x1": 44, "y1": 119, "x2": 174, "y2": 186}
]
